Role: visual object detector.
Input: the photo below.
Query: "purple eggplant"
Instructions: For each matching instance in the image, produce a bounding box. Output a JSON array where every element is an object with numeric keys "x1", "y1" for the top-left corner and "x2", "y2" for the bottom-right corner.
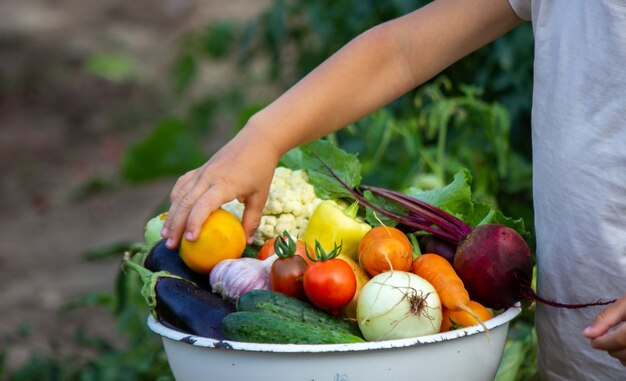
[
  {"x1": 144, "y1": 240, "x2": 211, "y2": 291},
  {"x1": 123, "y1": 259, "x2": 234, "y2": 339}
]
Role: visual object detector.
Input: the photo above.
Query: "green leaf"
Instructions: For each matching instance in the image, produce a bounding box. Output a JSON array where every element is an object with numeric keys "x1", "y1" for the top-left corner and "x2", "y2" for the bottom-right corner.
[
  {"x1": 84, "y1": 53, "x2": 135, "y2": 83},
  {"x1": 406, "y1": 168, "x2": 529, "y2": 239},
  {"x1": 278, "y1": 147, "x2": 304, "y2": 170},
  {"x1": 300, "y1": 140, "x2": 362, "y2": 200},
  {"x1": 465, "y1": 201, "x2": 495, "y2": 227},
  {"x1": 363, "y1": 190, "x2": 402, "y2": 227},
  {"x1": 406, "y1": 168, "x2": 474, "y2": 216},
  {"x1": 487, "y1": 210, "x2": 529, "y2": 239},
  {"x1": 172, "y1": 53, "x2": 197, "y2": 93},
  {"x1": 203, "y1": 21, "x2": 236, "y2": 58},
  {"x1": 122, "y1": 119, "x2": 207, "y2": 183},
  {"x1": 462, "y1": 201, "x2": 528, "y2": 239}
]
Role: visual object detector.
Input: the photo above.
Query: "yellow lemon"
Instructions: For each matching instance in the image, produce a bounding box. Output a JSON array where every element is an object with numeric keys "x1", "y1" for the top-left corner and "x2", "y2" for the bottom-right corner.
[{"x1": 179, "y1": 208, "x2": 246, "y2": 274}]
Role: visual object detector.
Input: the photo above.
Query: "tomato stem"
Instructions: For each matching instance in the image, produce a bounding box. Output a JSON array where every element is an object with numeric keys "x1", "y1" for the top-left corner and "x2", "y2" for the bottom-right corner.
[
  {"x1": 273, "y1": 230, "x2": 297, "y2": 259},
  {"x1": 307, "y1": 240, "x2": 343, "y2": 262}
]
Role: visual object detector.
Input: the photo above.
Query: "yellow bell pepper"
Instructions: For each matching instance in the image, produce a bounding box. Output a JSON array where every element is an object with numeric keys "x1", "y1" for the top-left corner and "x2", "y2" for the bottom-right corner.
[{"x1": 303, "y1": 200, "x2": 372, "y2": 262}]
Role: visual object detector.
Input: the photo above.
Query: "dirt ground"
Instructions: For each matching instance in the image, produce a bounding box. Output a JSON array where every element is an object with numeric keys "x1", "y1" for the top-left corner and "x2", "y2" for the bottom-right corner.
[{"x1": 0, "y1": 0, "x2": 271, "y2": 370}]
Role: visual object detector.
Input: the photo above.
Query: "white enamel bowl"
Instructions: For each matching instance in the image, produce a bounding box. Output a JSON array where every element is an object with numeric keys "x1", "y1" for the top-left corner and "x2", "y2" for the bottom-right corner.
[{"x1": 147, "y1": 303, "x2": 521, "y2": 381}]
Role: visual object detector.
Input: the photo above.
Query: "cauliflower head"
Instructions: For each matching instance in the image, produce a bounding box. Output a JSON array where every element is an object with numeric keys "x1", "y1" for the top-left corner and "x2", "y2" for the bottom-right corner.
[{"x1": 221, "y1": 167, "x2": 322, "y2": 246}]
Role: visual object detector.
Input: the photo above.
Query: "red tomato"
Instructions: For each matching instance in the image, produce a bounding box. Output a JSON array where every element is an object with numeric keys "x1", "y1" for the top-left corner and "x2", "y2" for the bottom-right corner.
[
  {"x1": 258, "y1": 236, "x2": 313, "y2": 264},
  {"x1": 270, "y1": 256, "x2": 308, "y2": 300},
  {"x1": 303, "y1": 258, "x2": 357, "y2": 313}
]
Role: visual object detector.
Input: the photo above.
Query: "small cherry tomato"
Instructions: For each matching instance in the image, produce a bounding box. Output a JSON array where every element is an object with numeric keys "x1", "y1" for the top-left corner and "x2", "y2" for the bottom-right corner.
[
  {"x1": 270, "y1": 255, "x2": 308, "y2": 300},
  {"x1": 268, "y1": 231, "x2": 309, "y2": 300},
  {"x1": 258, "y1": 234, "x2": 313, "y2": 264}
]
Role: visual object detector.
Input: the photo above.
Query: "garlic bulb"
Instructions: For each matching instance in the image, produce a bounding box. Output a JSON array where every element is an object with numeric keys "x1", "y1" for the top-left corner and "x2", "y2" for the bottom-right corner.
[{"x1": 210, "y1": 256, "x2": 277, "y2": 303}]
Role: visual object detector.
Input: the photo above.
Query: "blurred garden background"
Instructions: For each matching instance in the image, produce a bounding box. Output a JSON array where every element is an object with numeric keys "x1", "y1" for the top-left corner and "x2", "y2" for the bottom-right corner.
[{"x1": 0, "y1": 0, "x2": 539, "y2": 380}]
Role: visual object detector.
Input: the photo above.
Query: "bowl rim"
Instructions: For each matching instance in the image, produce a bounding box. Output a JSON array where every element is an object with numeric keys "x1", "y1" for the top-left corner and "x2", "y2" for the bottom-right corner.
[{"x1": 147, "y1": 303, "x2": 522, "y2": 353}]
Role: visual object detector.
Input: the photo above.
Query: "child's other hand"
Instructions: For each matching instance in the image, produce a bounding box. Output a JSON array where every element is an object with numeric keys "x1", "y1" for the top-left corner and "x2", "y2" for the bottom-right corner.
[{"x1": 584, "y1": 293, "x2": 626, "y2": 366}]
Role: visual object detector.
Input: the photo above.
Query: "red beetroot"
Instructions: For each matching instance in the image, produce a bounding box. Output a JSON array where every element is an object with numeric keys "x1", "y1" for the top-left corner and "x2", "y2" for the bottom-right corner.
[{"x1": 453, "y1": 224, "x2": 533, "y2": 309}]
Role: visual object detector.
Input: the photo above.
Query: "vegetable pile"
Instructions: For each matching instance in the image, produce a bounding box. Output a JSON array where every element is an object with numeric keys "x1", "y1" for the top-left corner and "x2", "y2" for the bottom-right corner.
[{"x1": 126, "y1": 140, "x2": 617, "y2": 345}]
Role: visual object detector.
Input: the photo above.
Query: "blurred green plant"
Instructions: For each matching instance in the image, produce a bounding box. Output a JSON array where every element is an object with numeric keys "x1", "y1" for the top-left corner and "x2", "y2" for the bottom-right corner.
[
  {"x1": 122, "y1": 119, "x2": 207, "y2": 184},
  {"x1": 83, "y1": 53, "x2": 137, "y2": 84}
]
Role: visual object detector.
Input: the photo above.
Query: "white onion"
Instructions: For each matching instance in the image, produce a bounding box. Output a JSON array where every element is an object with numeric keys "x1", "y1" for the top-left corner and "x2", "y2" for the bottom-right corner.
[{"x1": 357, "y1": 271, "x2": 442, "y2": 341}]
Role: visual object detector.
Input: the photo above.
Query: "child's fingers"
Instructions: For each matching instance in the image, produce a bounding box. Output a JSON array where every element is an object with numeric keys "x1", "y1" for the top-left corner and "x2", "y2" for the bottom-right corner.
[
  {"x1": 587, "y1": 323, "x2": 626, "y2": 367},
  {"x1": 584, "y1": 294, "x2": 626, "y2": 339},
  {"x1": 163, "y1": 173, "x2": 211, "y2": 248},
  {"x1": 184, "y1": 183, "x2": 233, "y2": 241},
  {"x1": 240, "y1": 193, "x2": 268, "y2": 244}
]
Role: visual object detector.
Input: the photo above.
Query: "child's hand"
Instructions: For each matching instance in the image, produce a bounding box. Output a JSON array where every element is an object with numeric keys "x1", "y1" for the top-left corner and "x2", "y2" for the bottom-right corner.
[
  {"x1": 160, "y1": 128, "x2": 281, "y2": 248},
  {"x1": 584, "y1": 293, "x2": 626, "y2": 366}
]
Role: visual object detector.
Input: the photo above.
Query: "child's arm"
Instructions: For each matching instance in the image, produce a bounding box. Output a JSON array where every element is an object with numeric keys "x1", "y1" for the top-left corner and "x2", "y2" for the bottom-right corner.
[{"x1": 162, "y1": 0, "x2": 522, "y2": 248}]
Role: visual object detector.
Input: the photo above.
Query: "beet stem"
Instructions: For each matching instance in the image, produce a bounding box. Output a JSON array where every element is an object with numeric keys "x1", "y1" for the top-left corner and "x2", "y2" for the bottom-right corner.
[
  {"x1": 351, "y1": 192, "x2": 461, "y2": 242},
  {"x1": 360, "y1": 185, "x2": 469, "y2": 240},
  {"x1": 520, "y1": 285, "x2": 616, "y2": 309},
  {"x1": 361, "y1": 185, "x2": 473, "y2": 237}
]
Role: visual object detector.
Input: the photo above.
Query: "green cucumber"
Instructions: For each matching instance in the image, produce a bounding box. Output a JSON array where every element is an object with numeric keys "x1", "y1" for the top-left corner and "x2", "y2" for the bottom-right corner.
[
  {"x1": 236, "y1": 290, "x2": 362, "y2": 337},
  {"x1": 222, "y1": 311, "x2": 365, "y2": 344}
]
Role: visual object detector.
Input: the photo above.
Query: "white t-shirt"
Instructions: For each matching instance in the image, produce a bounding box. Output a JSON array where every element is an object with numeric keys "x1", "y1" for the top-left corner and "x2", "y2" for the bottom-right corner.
[{"x1": 506, "y1": 0, "x2": 626, "y2": 380}]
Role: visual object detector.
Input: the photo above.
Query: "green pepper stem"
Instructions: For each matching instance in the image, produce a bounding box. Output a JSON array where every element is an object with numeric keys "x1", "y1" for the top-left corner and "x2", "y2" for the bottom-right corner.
[{"x1": 343, "y1": 201, "x2": 360, "y2": 219}]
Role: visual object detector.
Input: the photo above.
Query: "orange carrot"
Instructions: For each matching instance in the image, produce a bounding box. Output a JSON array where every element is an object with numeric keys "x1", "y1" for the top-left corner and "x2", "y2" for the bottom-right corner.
[
  {"x1": 440, "y1": 300, "x2": 494, "y2": 332},
  {"x1": 358, "y1": 226, "x2": 413, "y2": 277},
  {"x1": 411, "y1": 253, "x2": 489, "y2": 332}
]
